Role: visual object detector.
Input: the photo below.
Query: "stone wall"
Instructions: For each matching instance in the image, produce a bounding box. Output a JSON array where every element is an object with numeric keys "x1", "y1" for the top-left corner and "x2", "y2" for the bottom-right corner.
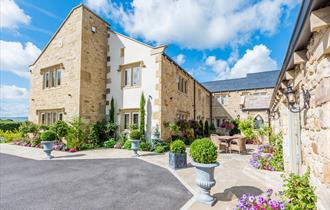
[
  {"x1": 79, "y1": 7, "x2": 108, "y2": 122},
  {"x1": 270, "y1": 16, "x2": 330, "y2": 209},
  {"x1": 29, "y1": 5, "x2": 108, "y2": 124},
  {"x1": 212, "y1": 88, "x2": 273, "y2": 127},
  {"x1": 160, "y1": 55, "x2": 210, "y2": 140},
  {"x1": 29, "y1": 7, "x2": 83, "y2": 123}
]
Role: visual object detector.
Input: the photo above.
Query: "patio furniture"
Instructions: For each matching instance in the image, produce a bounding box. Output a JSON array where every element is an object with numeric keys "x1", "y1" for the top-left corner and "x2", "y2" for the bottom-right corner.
[
  {"x1": 210, "y1": 134, "x2": 229, "y2": 152},
  {"x1": 230, "y1": 135, "x2": 247, "y2": 154},
  {"x1": 217, "y1": 136, "x2": 237, "y2": 153}
]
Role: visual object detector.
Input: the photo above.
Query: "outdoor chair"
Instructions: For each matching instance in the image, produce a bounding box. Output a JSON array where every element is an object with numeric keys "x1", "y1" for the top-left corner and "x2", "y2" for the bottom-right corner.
[
  {"x1": 210, "y1": 134, "x2": 229, "y2": 153},
  {"x1": 230, "y1": 136, "x2": 247, "y2": 154}
]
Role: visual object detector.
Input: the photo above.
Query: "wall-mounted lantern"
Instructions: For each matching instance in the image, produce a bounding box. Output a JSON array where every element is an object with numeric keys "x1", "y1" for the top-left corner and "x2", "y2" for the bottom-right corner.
[{"x1": 284, "y1": 85, "x2": 310, "y2": 113}]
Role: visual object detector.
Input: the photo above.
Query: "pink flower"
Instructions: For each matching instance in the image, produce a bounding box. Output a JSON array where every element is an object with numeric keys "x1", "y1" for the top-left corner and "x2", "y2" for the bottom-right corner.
[{"x1": 69, "y1": 148, "x2": 77, "y2": 153}]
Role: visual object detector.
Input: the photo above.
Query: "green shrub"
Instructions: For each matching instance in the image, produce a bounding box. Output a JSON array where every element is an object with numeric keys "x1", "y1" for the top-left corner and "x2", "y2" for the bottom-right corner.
[
  {"x1": 0, "y1": 120, "x2": 22, "y2": 132},
  {"x1": 40, "y1": 130, "x2": 57, "y2": 141},
  {"x1": 190, "y1": 138, "x2": 217, "y2": 164},
  {"x1": 31, "y1": 137, "x2": 41, "y2": 147},
  {"x1": 66, "y1": 117, "x2": 87, "y2": 149},
  {"x1": 51, "y1": 120, "x2": 69, "y2": 139},
  {"x1": 129, "y1": 129, "x2": 142, "y2": 140},
  {"x1": 155, "y1": 145, "x2": 165, "y2": 153},
  {"x1": 122, "y1": 140, "x2": 131, "y2": 149},
  {"x1": 170, "y1": 140, "x2": 186, "y2": 154},
  {"x1": 269, "y1": 133, "x2": 284, "y2": 171},
  {"x1": 238, "y1": 117, "x2": 257, "y2": 141},
  {"x1": 283, "y1": 169, "x2": 316, "y2": 210},
  {"x1": 139, "y1": 141, "x2": 152, "y2": 151},
  {"x1": 229, "y1": 119, "x2": 240, "y2": 136},
  {"x1": 204, "y1": 121, "x2": 209, "y2": 137},
  {"x1": 103, "y1": 138, "x2": 116, "y2": 148},
  {"x1": 0, "y1": 130, "x2": 22, "y2": 143},
  {"x1": 19, "y1": 121, "x2": 38, "y2": 136}
]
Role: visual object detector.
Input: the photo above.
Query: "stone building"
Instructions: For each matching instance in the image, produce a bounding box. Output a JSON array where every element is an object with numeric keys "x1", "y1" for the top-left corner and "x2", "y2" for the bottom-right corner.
[
  {"x1": 269, "y1": 0, "x2": 330, "y2": 209},
  {"x1": 28, "y1": 4, "x2": 210, "y2": 140},
  {"x1": 203, "y1": 71, "x2": 279, "y2": 129}
]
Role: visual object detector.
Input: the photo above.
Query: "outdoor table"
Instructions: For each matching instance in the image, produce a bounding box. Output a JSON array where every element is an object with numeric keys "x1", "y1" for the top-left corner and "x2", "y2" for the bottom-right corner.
[{"x1": 217, "y1": 136, "x2": 239, "y2": 153}]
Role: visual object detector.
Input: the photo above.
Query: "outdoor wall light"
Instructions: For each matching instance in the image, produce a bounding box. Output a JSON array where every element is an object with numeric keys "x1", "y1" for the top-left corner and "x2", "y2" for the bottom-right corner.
[{"x1": 284, "y1": 85, "x2": 310, "y2": 113}]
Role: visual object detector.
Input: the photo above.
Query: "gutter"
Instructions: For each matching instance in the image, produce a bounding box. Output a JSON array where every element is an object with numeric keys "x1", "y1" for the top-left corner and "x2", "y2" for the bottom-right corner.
[{"x1": 269, "y1": 0, "x2": 313, "y2": 111}]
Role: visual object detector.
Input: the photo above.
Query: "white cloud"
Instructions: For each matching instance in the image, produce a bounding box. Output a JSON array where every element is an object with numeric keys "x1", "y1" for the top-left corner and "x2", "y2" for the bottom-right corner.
[
  {"x1": 0, "y1": 0, "x2": 31, "y2": 29},
  {"x1": 0, "y1": 85, "x2": 29, "y2": 117},
  {"x1": 0, "y1": 101, "x2": 28, "y2": 117},
  {"x1": 107, "y1": 0, "x2": 298, "y2": 49},
  {"x1": 0, "y1": 85, "x2": 29, "y2": 99},
  {"x1": 0, "y1": 40, "x2": 41, "y2": 78},
  {"x1": 175, "y1": 54, "x2": 186, "y2": 65},
  {"x1": 85, "y1": 0, "x2": 111, "y2": 16},
  {"x1": 205, "y1": 44, "x2": 278, "y2": 80}
]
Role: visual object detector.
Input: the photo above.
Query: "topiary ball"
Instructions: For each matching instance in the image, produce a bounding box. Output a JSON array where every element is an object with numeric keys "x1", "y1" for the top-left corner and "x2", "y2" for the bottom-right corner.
[
  {"x1": 129, "y1": 129, "x2": 142, "y2": 140},
  {"x1": 189, "y1": 138, "x2": 217, "y2": 164},
  {"x1": 155, "y1": 145, "x2": 165, "y2": 153},
  {"x1": 170, "y1": 140, "x2": 186, "y2": 154},
  {"x1": 40, "y1": 130, "x2": 57, "y2": 142}
]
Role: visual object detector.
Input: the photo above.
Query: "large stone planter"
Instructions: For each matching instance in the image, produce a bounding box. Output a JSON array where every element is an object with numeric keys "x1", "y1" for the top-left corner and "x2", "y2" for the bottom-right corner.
[
  {"x1": 169, "y1": 152, "x2": 187, "y2": 169},
  {"x1": 130, "y1": 139, "x2": 141, "y2": 157},
  {"x1": 191, "y1": 161, "x2": 220, "y2": 206},
  {"x1": 41, "y1": 141, "x2": 54, "y2": 159}
]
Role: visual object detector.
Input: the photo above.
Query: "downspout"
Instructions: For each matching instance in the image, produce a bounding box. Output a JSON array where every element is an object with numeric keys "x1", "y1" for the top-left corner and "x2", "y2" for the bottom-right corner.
[
  {"x1": 193, "y1": 81, "x2": 196, "y2": 120},
  {"x1": 210, "y1": 92, "x2": 212, "y2": 123}
]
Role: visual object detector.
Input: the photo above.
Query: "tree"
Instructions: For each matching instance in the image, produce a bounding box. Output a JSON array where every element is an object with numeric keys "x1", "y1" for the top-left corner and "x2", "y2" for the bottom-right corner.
[
  {"x1": 204, "y1": 121, "x2": 209, "y2": 137},
  {"x1": 139, "y1": 92, "x2": 145, "y2": 136},
  {"x1": 109, "y1": 97, "x2": 114, "y2": 123},
  {"x1": 210, "y1": 122, "x2": 216, "y2": 134},
  {"x1": 199, "y1": 120, "x2": 204, "y2": 136}
]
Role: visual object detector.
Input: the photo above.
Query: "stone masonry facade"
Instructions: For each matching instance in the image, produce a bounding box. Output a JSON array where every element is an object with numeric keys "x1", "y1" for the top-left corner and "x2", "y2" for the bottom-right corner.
[
  {"x1": 270, "y1": 4, "x2": 330, "y2": 209},
  {"x1": 29, "y1": 6, "x2": 108, "y2": 123},
  {"x1": 212, "y1": 88, "x2": 273, "y2": 128},
  {"x1": 160, "y1": 55, "x2": 211, "y2": 140}
]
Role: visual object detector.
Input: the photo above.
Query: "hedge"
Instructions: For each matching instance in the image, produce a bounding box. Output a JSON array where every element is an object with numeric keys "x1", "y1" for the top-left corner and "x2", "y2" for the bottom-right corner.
[{"x1": 0, "y1": 120, "x2": 22, "y2": 131}]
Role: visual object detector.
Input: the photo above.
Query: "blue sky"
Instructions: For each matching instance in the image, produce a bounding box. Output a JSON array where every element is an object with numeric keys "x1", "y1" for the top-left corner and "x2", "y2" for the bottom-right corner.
[{"x1": 0, "y1": 0, "x2": 300, "y2": 117}]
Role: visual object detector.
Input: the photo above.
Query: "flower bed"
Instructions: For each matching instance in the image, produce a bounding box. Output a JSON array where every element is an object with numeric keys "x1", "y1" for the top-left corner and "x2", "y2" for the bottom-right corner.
[
  {"x1": 13, "y1": 140, "x2": 66, "y2": 151},
  {"x1": 234, "y1": 189, "x2": 287, "y2": 210},
  {"x1": 250, "y1": 134, "x2": 284, "y2": 171}
]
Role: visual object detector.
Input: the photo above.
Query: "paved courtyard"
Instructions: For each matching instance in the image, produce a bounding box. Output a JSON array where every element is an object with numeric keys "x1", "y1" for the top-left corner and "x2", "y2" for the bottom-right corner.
[
  {"x1": 0, "y1": 153, "x2": 192, "y2": 210},
  {"x1": 0, "y1": 144, "x2": 283, "y2": 210}
]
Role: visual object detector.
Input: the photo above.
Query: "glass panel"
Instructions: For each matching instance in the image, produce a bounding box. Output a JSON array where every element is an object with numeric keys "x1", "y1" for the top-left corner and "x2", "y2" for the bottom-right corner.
[
  {"x1": 124, "y1": 114, "x2": 130, "y2": 129},
  {"x1": 125, "y1": 68, "x2": 131, "y2": 86},
  {"x1": 51, "y1": 70, "x2": 56, "y2": 87},
  {"x1": 57, "y1": 69, "x2": 61, "y2": 86},
  {"x1": 133, "y1": 67, "x2": 139, "y2": 86},
  {"x1": 132, "y1": 113, "x2": 139, "y2": 127},
  {"x1": 52, "y1": 112, "x2": 57, "y2": 124},
  {"x1": 41, "y1": 114, "x2": 45, "y2": 125},
  {"x1": 59, "y1": 113, "x2": 63, "y2": 121},
  {"x1": 45, "y1": 72, "x2": 49, "y2": 88},
  {"x1": 47, "y1": 112, "x2": 51, "y2": 125}
]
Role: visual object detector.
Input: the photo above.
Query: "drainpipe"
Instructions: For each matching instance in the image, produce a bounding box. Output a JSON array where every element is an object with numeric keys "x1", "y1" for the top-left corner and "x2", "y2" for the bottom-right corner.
[
  {"x1": 193, "y1": 81, "x2": 196, "y2": 120},
  {"x1": 210, "y1": 92, "x2": 213, "y2": 123}
]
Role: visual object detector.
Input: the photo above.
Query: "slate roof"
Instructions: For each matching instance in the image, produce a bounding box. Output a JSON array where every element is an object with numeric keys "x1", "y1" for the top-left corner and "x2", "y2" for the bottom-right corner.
[
  {"x1": 202, "y1": 70, "x2": 280, "y2": 92},
  {"x1": 242, "y1": 95, "x2": 272, "y2": 110}
]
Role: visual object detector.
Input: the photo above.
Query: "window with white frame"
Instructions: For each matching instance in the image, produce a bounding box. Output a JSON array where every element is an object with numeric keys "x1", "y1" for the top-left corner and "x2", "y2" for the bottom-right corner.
[
  {"x1": 38, "y1": 109, "x2": 64, "y2": 125},
  {"x1": 122, "y1": 66, "x2": 141, "y2": 87},
  {"x1": 42, "y1": 65, "x2": 62, "y2": 89},
  {"x1": 122, "y1": 110, "x2": 140, "y2": 130},
  {"x1": 124, "y1": 113, "x2": 130, "y2": 129}
]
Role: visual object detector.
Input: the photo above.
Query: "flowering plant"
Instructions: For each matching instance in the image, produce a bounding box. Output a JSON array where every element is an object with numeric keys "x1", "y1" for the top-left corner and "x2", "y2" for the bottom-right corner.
[
  {"x1": 220, "y1": 121, "x2": 235, "y2": 130},
  {"x1": 234, "y1": 189, "x2": 287, "y2": 210},
  {"x1": 250, "y1": 152, "x2": 275, "y2": 171}
]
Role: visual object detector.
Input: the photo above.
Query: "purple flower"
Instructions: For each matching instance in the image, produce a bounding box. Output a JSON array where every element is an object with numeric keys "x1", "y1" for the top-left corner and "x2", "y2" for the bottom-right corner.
[
  {"x1": 256, "y1": 196, "x2": 265, "y2": 205},
  {"x1": 257, "y1": 146, "x2": 264, "y2": 152},
  {"x1": 266, "y1": 189, "x2": 273, "y2": 197},
  {"x1": 242, "y1": 194, "x2": 248, "y2": 200},
  {"x1": 248, "y1": 195, "x2": 255, "y2": 202}
]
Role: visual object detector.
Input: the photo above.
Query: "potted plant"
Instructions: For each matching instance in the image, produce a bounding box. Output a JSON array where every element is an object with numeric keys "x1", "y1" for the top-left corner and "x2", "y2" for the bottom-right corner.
[
  {"x1": 40, "y1": 130, "x2": 57, "y2": 159},
  {"x1": 169, "y1": 140, "x2": 187, "y2": 169},
  {"x1": 190, "y1": 138, "x2": 219, "y2": 206},
  {"x1": 129, "y1": 129, "x2": 142, "y2": 157}
]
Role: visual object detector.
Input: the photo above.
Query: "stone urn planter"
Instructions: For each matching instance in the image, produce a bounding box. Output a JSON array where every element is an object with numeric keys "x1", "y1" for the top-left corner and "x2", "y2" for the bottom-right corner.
[
  {"x1": 190, "y1": 138, "x2": 219, "y2": 206},
  {"x1": 169, "y1": 140, "x2": 187, "y2": 169},
  {"x1": 40, "y1": 130, "x2": 57, "y2": 159},
  {"x1": 129, "y1": 129, "x2": 142, "y2": 157},
  {"x1": 41, "y1": 141, "x2": 55, "y2": 159},
  {"x1": 191, "y1": 161, "x2": 219, "y2": 205}
]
